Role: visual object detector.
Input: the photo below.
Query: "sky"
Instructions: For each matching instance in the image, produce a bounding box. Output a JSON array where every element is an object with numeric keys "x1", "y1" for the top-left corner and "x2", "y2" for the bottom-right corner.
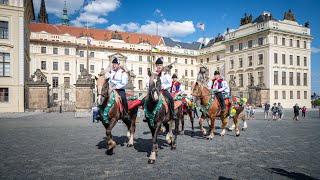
[{"x1": 33, "y1": 0, "x2": 320, "y2": 94}]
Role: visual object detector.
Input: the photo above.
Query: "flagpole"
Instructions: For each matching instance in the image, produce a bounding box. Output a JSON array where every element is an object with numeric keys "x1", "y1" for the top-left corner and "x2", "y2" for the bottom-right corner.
[{"x1": 86, "y1": 17, "x2": 89, "y2": 71}]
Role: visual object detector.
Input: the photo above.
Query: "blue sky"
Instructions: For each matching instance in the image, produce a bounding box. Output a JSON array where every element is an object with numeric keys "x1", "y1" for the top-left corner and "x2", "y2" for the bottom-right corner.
[{"x1": 33, "y1": 0, "x2": 320, "y2": 94}]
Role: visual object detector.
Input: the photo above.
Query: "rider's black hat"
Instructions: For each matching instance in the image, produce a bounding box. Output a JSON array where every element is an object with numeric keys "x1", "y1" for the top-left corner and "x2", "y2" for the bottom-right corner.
[
  {"x1": 155, "y1": 57, "x2": 164, "y2": 64},
  {"x1": 112, "y1": 57, "x2": 120, "y2": 64},
  {"x1": 172, "y1": 74, "x2": 178, "y2": 78},
  {"x1": 214, "y1": 70, "x2": 220, "y2": 75}
]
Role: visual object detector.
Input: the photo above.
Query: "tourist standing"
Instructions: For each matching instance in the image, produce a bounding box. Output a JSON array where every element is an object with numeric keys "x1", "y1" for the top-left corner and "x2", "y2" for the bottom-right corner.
[
  {"x1": 302, "y1": 106, "x2": 307, "y2": 118},
  {"x1": 264, "y1": 102, "x2": 271, "y2": 120},
  {"x1": 277, "y1": 103, "x2": 284, "y2": 120},
  {"x1": 271, "y1": 103, "x2": 278, "y2": 120},
  {"x1": 293, "y1": 103, "x2": 300, "y2": 121}
]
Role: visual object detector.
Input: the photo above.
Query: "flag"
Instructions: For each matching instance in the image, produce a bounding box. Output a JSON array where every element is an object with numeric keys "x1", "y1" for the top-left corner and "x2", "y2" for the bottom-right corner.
[
  {"x1": 198, "y1": 23, "x2": 205, "y2": 31},
  {"x1": 87, "y1": 39, "x2": 91, "y2": 45},
  {"x1": 151, "y1": 46, "x2": 160, "y2": 53}
]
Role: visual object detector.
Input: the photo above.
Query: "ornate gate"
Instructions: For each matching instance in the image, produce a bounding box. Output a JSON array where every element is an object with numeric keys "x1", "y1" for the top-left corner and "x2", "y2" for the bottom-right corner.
[{"x1": 49, "y1": 84, "x2": 76, "y2": 112}]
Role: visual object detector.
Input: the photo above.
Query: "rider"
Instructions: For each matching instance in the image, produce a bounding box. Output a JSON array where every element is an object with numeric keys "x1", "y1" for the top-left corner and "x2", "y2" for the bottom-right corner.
[
  {"x1": 155, "y1": 57, "x2": 178, "y2": 121},
  {"x1": 207, "y1": 70, "x2": 230, "y2": 112},
  {"x1": 170, "y1": 74, "x2": 182, "y2": 95},
  {"x1": 107, "y1": 57, "x2": 130, "y2": 122}
]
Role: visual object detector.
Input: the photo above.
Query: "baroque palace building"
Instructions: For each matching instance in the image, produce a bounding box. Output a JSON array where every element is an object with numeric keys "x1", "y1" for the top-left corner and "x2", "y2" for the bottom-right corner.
[{"x1": 0, "y1": 0, "x2": 35, "y2": 112}]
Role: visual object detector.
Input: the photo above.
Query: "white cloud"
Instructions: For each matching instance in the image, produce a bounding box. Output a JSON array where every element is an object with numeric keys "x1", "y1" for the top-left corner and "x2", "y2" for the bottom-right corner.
[
  {"x1": 33, "y1": 0, "x2": 84, "y2": 18},
  {"x1": 153, "y1": 9, "x2": 163, "y2": 17},
  {"x1": 106, "y1": 20, "x2": 196, "y2": 37},
  {"x1": 70, "y1": 0, "x2": 120, "y2": 27},
  {"x1": 197, "y1": 37, "x2": 211, "y2": 45},
  {"x1": 311, "y1": 47, "x2": 320, "y2": 53}
]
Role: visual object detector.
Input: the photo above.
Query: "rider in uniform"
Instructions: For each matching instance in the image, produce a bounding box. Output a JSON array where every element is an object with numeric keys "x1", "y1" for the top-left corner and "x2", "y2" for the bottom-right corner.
[
  {"x1": 106, "y1": 57, "x2": 130, "y2": 121},
  {"x1": 170, "y1": 74, "x2": 182, "y2": 95},
  {"x1": 207, "y1": 70, "x2": 230, "y2": 112}
]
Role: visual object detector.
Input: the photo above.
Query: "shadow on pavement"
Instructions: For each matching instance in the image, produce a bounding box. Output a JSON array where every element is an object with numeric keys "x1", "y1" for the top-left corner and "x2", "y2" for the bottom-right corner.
[
  {"x1": 269, "y1": 168, "x2": 318, "y2": 180},
  {"x1": 96, "y1": 136, "x2": 128, "y2": 149},
  {"x1": 218, "y1": 176, "x2": 234, "y2": 180}
]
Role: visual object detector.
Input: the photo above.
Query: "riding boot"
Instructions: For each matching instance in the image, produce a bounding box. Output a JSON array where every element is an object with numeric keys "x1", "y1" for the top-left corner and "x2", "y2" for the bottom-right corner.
[
  {"x1": 170, "y1": 103, "x2": 178, "y2": 121},
  {"x1": 217, "y1": 92, "x2": 226, "y2": 112}
]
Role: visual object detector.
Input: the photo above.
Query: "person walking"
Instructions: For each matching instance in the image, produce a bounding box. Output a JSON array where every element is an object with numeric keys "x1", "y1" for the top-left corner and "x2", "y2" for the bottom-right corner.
[
  {"x1": 277, "y1": 103, "x2": 284, "y2": 120},
  {"x1": 189, "y1": 99, "x2": 199, "y2": 119},
  {"x1": 293, "y1": 103, "x2": 301, "y2": 121},
  {"x1": 264, "y1": 102, "x2": 271, "y2": 120},
  {"x1": 271, "y1": 103, "x2": 278, "y2": 120},
  {"x1": 245, "y1": 103, "x2": 251, "y2": 121},
  {"x1": 250, "y1": 104, "x2": 256, "y2": 120},
  {"x1": 302, "y1": 106, "x2": 307, "y2": 118}
]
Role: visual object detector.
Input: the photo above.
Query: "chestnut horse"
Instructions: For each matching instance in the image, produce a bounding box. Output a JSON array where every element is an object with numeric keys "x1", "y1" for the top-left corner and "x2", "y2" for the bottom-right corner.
[
  {"x1": 95, "y1": 76, "x2": 138, "y2": 155},
  {"x1": 179, "y1": 98, "x2": 195, "y2": 135},
  {"x1": 191, "y1": 82, "x2": 244, "y2": 139},
  {"x1": 145, "y1": 72, "x2": 182, "y2": 164}
]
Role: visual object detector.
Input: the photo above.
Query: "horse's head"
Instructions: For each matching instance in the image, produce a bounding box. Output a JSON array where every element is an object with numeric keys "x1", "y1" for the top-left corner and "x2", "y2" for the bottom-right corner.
[
  {"x1": 95, "y1": 76, "x2": 108, "y2": 106},
  {"x1": 148, "y1": 71, "x2": 161, "y2": 101},
  {"x1": 191, "y1": 81, "x2": 204, "y2": 98}
]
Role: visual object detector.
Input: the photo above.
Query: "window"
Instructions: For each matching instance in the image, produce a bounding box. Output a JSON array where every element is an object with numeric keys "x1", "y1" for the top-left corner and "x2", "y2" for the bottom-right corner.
[
  {"x1": 239, "y1": 74, "x2": 243, "y2": 87},
  {"x1": 297, "y1": 91, "x2": 300, "y2": 99},
  {"x1": 52, "y1": 77, "x2": 59, "y2": 88},
  {"x1": 0, "y1": 0, "x2": 9, "y2": 5},
  {"x1": 274, "y1": 71, "x2": 278, "y2": 85},
  {"x1": 297, "y1": 56, "x2": 300, "y2": 66},
  {"x1": 41, "y1": 47, "x2": 46, "y2": 54},
  {"x1": 90, "y1": 52, "x2": 94, "y2": 58},
  {"x1": 138, "y1": 80, "x2": 143, "y2": 90},
  {"x1": 297, "y1": 72, "x2": 301, "y2": 86},
  {"x1": 248, "y1": 40, "x2": 253, "y2": 48},
  {"x1": 258, "y1": 72, "x2": 263, "y2": 84},
  {"x1": 230, "y1": 60, "x2": 234, "y2": 69},
  {"x1": 185, "y1": 70, "x2": 188, "y2": 76},
  {"x1": 0, "y1": 88, "x2": 9, "y2": 102},
  {"x1": 139, "y1": 67, "x2": 142, "y2": 75},
  {"x1": 65, "y1": 48, "x2": 69, "y2": 55},
  {"x1": 41, "y1": 61, "x2": 46, "y2": 70},
  {"x1": 304, "y1": 91, "x2": 307, "y2": 99},
  {"x1": 303, "y1": 73, "x2": 307, "y2": 86},
  {"x1": 290, "y1": 55, "x2": 293, "y2": 65},
  {"x1": 289, "y1": 72, "x2": 293, "y2": 85},
  {"x1": 239, "y1": 43, "x2": 243, "y2": 50},
  {"x1": 64, "y1": 77, "x2": 70, "y2": 86},
  {"x1": 191, "y1": 70, "x2": 194, "y2": 77},
  {"x1": 200, "y1": 59, "x2": 203, "y2": 63},
  {"x1": 175, "y1": 69, "x2": 178, "y2": 76},
  {"x1": 239, "y1": 58, "x2": 243, "y2": 68},
  {"x1": 147, "y1": 56, "x2": 151, "y2": 62},
  {"x1": 65, "y1": 93, "x2": 69, "y2": 101},
  {"x1": 138, "y1": 56, "x2": 142, "y2": 61},
  {"x1": 258, "y1": 37, "x2": 263, "y2": 46},
  {"x1": 230, "y1": 75, "x2": 234, "y2": 80},
  {"x1": 53, "y1": 93, "x2": 58, "y2": 100},
  {"x1": 191, "y1": 60, "x2": 193, "y2": 65},
  {"x1": 258, "y1": 54, "x2": 263, "y2": 65},
  {"x1": 248, "y1": 56, "x2": 253, "y2": 66},
  {"x1": 185, "y1": 81, "x2": 189, "y2": 90},
  {"x1": 80, "y1": 64, "x2": 84, "y2": 72},
  {"x1": 175, "y1": 58, "x2": 178, "y2": 63},
  {"x1": 290, "y1": 91, "x2": 293, "y2": 99},
  {"x1": 282, "y1": 38, "x2": 285, "y2": 46},
  {"x1": 0, "y1": 21, "x2": 8, "y2": 39},
  {"x1": 297, "y1": 40, "x2": 300, "y2": 48},
  {"x1": 217, "y1": 55, "x2": 220, "y2": 61},
  {"x1": 53, "y1": 48, "x2": 58, "y2": 54},
  {"x1": 185, "y1": 59, "x2": 188, "y2": 64},
  {"x1": 64, "y1": 62, "x2": 69, "y2": 71},
  {"x1": 90, "y1": 65, "x2": 94, "y2": 73},
  {"x1": 282, "y1": 91, "x2": 286, "y2": 99},
  {"x1": 230, "y1": 45, "x2": 234, "y2": 52},
  {"x1": 80, "y1": 51, "x2": 84, "y2": 57},
  {"x1": 304, "y1": 41, "x2": 307, "y2": 49},
  {"x1": 248, "y1": 73, "x2": 253, "y2": 86},
  {"x1": 289, "y1": 39, "x2": 293, "y2": 47},
  {"x1": 282, "y1": 54, "x2": 285, "y2": 65},
  {"x1": 274, "y1": 53, "x2": 278, "y2": 64},
  {"x1": 282, "y1": 72, "x2": 286, "y2": 85},
  {"x1": 206, "y1": 58, "x2": 209, "y2": 63},
  {"x1": 274, "y1": 36, "x2": 278, "y2": 45},
  {"x1": 304, "y1": 57, "x2": 307, "y2": 66},
  {"x1": 53, "y1": 62, "x2": 58, "y2": 71},
  {"x1": 275, "y1": 91, "x2": 278, "y2": 99}
]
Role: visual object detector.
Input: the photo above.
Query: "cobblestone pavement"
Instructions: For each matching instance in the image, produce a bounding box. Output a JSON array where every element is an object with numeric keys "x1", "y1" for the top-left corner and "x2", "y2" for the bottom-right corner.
[{"x1": 0, "y1": 111, "x2": 320, "y2": 179}]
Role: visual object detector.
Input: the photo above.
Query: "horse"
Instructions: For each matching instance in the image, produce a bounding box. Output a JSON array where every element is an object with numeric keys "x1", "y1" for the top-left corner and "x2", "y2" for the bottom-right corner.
[
  {"x1": 179, "y1": 96, "x2": 195, "y2": 135},
  {"x1": 95, "y1": 76, "x2": 139, "y2": 155},
  {"x1": 144, "y1": 71, "x2": 182, "y2": 164},
  {"x1": 191, "y1": 82, "x2": 245, "y2": 139}
]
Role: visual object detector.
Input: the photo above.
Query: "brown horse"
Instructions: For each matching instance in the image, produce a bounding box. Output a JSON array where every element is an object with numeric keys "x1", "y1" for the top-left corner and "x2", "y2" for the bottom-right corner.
[
  {"x1": 145, "y1": 72, "x2": 182, "y2": 164},
  {"x1": 179, "y1": 98, "x2": 195, "y2": 135},
  {"x1": 95, "y1": 76, "x2": 138, "y2": 155},
  {"x1": 191, "y1": 82, "x2": 244, "y2": 139}
]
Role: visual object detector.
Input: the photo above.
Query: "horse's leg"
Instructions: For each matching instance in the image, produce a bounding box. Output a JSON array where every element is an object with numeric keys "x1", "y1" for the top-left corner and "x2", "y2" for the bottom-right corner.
[
  {"x1": 233, "y1": 115, "x2": 240, "y2": 137},
  {"x1": 106, "y1": 118, "x2": 118, "y2": 155},
  {"x1": 179, "y1": 113, "x2": 185, "y2": 135},
  {"x1": 189, "y1": 111, "x2": 195, "y2": 134},
  {"x1": 199, "y1": 117, "x2": 207, "y2": 136},
  {"x1": 163, "y1": 121, "x2": 171, "y2": 145},
  {"x1": 227, "y1": 121, "x2": 235, "y2": 131},
  {"x1": 148, "y1": 121, "x2": 162, "y2": 164},
  {"x1": 206, "y1": 115, "x2": 216, "y2": 140},
  {"x1": 220, "y1": 116, "x2": 229, "y2": 136},
  {"x1": 172, "y1": 108, "x2": 181, "y2": 150},
  {"x1": 127, "y1": 107, "x2": 138, "y2": 147}
]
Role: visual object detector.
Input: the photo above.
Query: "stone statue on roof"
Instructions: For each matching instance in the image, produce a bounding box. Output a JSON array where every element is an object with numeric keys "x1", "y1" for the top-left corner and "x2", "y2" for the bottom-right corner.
[
  {"x1": 284, "y1": 9, "x2": 296, "y2": 21},
  {"x1": 240, "y1": 13, "x2": 252, "y2": 26}
]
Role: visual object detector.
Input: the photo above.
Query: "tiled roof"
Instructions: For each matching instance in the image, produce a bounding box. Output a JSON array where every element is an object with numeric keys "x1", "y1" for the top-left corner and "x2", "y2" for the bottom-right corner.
[
  {"x1": 29, "y1": 22, "x2": 163, "y2": 46},
  {"x1": 163, "y1": 37, "x2": 202, "y2": 50},
  {"x1": 252, "y1": 14, "x2": 277, "y2": 23}
]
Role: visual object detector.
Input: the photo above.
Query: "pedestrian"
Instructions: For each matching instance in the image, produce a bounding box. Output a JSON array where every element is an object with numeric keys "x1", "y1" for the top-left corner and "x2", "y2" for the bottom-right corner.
[
  {"x1": 293, "y1": 103, "x2": 301, "y2": 121},
  {"x1": 264, "y1": 101, "x2": 271, "y2": 120},
  {"x1": 302, "y1": 106, "x2": 307, "y2": 118},
  {"x1": 250, "y1": 104, "x2": 256, "y2": 120},
  {"x1": 277, "y1": 103, "x2": 283, "y2": 120},
  {"x1": 245, "y1": 103, "x2": 251, "y2": 121},
  {"x1": 271, "y1": 103, "x2": 278, "y2": 120},
  {"x1": 189, "y1": 99, "x2": 199, "y2": 119}
]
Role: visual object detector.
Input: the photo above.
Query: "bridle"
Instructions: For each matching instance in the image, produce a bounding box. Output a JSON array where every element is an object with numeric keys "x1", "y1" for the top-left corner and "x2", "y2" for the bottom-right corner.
[{"x1": 192, "y1": 83, "x2": 213, "y2": 100}]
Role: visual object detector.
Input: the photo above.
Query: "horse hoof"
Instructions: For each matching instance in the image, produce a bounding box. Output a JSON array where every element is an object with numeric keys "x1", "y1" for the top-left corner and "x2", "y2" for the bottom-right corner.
[
  {"x1": 219, "y1": 134, "x2": 225, "y2": 136},
  {"x1": 148, "y1": 159, "x2": 155, "y2": 164},
  {"x1": 127, "y1": 144, "x2": 133, "y2": 147},
  {"x1": 171, "y1": 146, "x2": 176, "y2": 150},
  {"x1": 179, "y1": 131, "x2": 184, "y2": 135},
  {"x1": 227, "y1": 128, "x2": 233, "y2": 132},
  {"x1": 106, "y1": 148, "x2": 114, "y2": 155},
  {"x1": 236, "y1": 134, "x2": 240, "y2": 137},
  {"x1": 206, "y1": 136, "x2": 213, "y2": 140},
  {"x1": 242, "y1": 128, "x2": 247, "y2": 131}
]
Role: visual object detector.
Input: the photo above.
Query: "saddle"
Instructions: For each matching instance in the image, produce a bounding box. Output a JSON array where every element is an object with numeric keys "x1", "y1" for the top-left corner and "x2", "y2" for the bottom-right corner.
[
  {"x1": 162, "y1": 93, "x2": 182, "y2": 114},
  {"x1": 214, "y1": 95, "x2": 241, "y2": 113},
  {"x1": 115, "y1": 93, "x2": 142, "y2": 113}
]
